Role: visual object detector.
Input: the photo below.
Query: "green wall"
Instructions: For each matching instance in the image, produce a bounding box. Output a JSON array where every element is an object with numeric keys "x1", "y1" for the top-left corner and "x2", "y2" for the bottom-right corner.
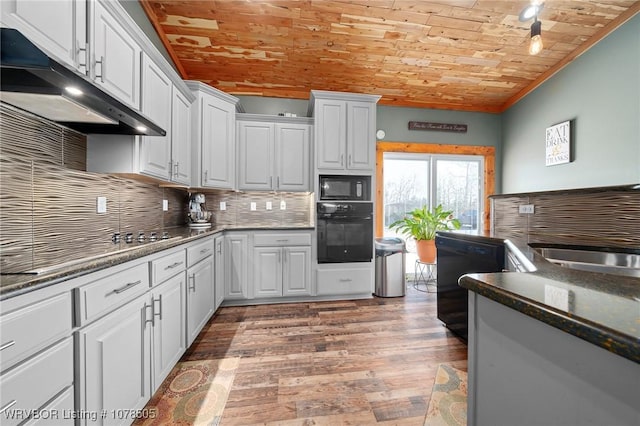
[{"x1": 501, "y1": 14, "x2": 640, "y2": 193}]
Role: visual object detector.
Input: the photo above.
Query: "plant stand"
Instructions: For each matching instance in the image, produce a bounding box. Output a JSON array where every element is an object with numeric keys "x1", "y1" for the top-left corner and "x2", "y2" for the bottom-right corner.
[{"x1": 414, "y1": 259, "x2": 437, "y2": 293}]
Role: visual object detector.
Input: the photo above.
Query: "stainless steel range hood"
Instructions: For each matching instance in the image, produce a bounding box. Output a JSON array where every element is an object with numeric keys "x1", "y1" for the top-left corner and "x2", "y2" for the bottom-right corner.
[{"x1": 0, "y1": 28, "x2": 166, "y2": 136}]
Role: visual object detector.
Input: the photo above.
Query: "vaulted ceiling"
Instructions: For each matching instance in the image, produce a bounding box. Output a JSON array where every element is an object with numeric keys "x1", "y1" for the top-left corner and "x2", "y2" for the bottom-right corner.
[{"x1": 140, "y1": 0, "x2": 640, "y2": 113}]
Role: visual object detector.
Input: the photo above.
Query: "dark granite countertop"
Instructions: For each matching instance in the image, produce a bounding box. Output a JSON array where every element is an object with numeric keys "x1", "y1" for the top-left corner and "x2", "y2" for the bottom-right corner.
[
  {"x1": 0, "y1": 225, "x2": 314, "y2": 300},
  {"x1": 446, "y1": 232, "x2": 640, "y2": 364}
]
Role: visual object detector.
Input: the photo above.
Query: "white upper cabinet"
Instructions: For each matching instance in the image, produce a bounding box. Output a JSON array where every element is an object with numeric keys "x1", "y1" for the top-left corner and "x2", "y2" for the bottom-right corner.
[
  {"x1": 237, "y1": 115, "x2": 312, "y2": 192},
  {"x1": 139, "y1": 54, "x2": 172, "y2": 180},
  {"x1": 171, "y1": 87, "x2": 192, "y2": 185},
  {"x1": 311, "y1": 91, "x2": 380, "y2": 172},
  {"x1": 275, "y1": 122, "x2": 311, "y2": 191},
  {"x1": 90, "y1": 0, "x2": 141, "y2": 109},
  {"x1": 187, "y1": 81, "x2": 239, "y2": 190},
  {"x1": 1, "y1": 0, "x2": 88, "y2": 74}
]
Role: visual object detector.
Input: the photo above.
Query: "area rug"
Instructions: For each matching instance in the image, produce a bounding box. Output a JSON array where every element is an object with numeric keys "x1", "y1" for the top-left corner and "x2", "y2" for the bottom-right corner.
[
  {"x1": 423, "y1": 364, "x2": 468, "y2": 426},
  {"x1": 134, "y1": 357, "x2": 239, "y2": 426}
]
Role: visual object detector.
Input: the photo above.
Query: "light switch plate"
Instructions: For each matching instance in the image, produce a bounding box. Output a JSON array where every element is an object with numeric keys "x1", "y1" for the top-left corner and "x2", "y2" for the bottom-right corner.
[
  {"x1": 266, "y1": 201, "x2": 273, "y2": 210},
  {"x1": 162, "y1": 200, "x2": 168, "y2": 211},
  {"x1": 96, "y1": 196, "x2": 107, "y2": 214},
  {"x1": 280, "y1": 200, "x2": 286, "y2": 210},
  {"x1": 220, "y1": 201, "x2": 226, "y2": 211},
  {"x1": 250, "y1": 202, "x2": 257, "y2": 211}
]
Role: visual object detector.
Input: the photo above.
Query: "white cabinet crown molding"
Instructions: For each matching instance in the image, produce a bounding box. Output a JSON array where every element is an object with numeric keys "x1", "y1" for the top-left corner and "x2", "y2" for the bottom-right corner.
[
  {"x1": 307, "y1": 90, "x2": 381, "y2": 115},
  {"x1": 185, "y1": 80, "x2": 240, "y2": 107},
  {"x1": 236, "y1": 113, "x2": 313, "y2": 125}
]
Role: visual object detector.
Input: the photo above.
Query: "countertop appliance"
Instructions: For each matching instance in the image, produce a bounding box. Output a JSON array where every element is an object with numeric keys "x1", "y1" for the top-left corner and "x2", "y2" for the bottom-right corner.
[
  {"x1": 0, "y1": 28, "x2": 165, "y2": 136},
  {"x1": 317, "y1": 202, "x2": 373, "y2": 263},
  {"x1": 319, "y1": 175, "x2": 370, "y2": 201},
  {"x1": 435, "y1": 232, "x2": 505, "y2": 342},
  {"x1": 187, "y1": 193, "x2": 212, "y2": 229}
]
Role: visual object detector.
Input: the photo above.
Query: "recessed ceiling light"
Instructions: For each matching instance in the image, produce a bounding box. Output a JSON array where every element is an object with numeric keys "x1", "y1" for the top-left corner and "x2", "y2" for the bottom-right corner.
[
  {"x1": 136, "y1": 126, "x2": 147, "y2": 133},
  {"x1": 64, "y1": 86, "x2": 83, "y2": 96}
]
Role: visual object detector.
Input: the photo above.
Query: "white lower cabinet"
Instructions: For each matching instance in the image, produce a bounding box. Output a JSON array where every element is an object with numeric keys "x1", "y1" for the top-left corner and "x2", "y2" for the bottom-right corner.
[
  {"x1": 316, "y1": 264, "x2": 373, "y2": 296},
  {"x1": 214, "y1": 234, "x2": 225, "y2": 310},
  {"x1": 151, "y1": 273, "x2": 186, "y2": 390},
  {"x1": 186, "y1": 255, "x2": 214, "y2": 347},
  {"x1": 0, "y1": 337, "x2": 73, "y2": 426},
  {"x1": 253, "y1": 246, "x2": 311, "y2": 298},
  {"x1": 225, "y1": 233, "x2": 249, "y2": 300},
  {"x1": 77, "y1": 293, "x2": 151, "y2": 426}
]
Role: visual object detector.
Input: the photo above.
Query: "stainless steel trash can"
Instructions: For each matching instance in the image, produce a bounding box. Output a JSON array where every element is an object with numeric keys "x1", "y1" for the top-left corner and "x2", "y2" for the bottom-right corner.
[{"x1": 374, "y1": 237, "x2": 406, "y2": 297}]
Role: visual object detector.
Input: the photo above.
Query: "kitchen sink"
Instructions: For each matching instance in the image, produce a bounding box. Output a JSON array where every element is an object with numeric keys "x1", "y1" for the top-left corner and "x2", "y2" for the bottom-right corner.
[{"x1": 531, "y1": 244, "x2": 640, "y2": 278}]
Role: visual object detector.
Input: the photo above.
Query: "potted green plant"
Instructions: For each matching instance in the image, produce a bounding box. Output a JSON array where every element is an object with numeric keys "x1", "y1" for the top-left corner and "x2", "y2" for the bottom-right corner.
[{"x1": 389, "y1": 204, "x2": 461, "y2": 263}]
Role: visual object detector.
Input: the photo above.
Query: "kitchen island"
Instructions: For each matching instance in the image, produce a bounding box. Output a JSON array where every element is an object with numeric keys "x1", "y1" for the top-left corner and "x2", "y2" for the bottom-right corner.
[{"x1": 460, "y1": 246, "x2": 640, "y2": 426}]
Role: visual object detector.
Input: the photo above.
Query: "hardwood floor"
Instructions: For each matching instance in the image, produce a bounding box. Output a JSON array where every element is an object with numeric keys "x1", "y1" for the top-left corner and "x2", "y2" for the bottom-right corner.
[{"x1": 182, "y1": 284, "x2": 467, "y2": 425}]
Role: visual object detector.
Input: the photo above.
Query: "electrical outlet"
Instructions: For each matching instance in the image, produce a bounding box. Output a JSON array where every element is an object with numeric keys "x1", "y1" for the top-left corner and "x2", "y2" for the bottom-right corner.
[
  {"x1": 519, "y1": 204, "x2": 535, "y2": 214},
  {"x1": 266, "y1": 201, "x2": 273, "y2": 210},
  {"x1": 250, "y1": 202, "x2": 257, "y2": 211},
  {"x1": 544, "y1": 285, "x2": 570, "y2": 311},
  {"x1": 280, "y1": 200, "x2": 286, "y2": 210},
  {"x1": 162, "y1": 199, "x2": 169, "y2": 211},
  {"x1": 96, "y1": 196, "x2": 107, "y2": 214},
  {"x1": 220, "y1": 201, "x2": 226, "y2": 211}
]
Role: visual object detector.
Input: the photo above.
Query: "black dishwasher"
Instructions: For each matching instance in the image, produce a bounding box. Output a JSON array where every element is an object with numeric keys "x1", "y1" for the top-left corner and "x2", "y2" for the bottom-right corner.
[{"x1": 435, "y1": 233, "x2": 505, "y2": 342}]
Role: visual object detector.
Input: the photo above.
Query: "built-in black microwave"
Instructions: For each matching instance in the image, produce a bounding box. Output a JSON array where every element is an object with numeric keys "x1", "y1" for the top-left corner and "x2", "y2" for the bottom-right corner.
[{"x1": 319, "y1": 175, "x2": 371, "y2": 201}]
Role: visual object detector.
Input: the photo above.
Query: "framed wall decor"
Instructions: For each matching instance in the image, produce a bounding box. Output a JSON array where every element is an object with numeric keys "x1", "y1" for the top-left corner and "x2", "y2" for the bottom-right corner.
[{"x1": 545, "y1": 120, "x2": 572, "y2": 166}]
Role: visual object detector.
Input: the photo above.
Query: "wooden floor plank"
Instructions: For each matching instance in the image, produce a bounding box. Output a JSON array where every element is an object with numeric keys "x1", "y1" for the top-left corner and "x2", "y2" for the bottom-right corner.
[{"x1": 170, "y1": 284, "x2": 468, "y2": 424}]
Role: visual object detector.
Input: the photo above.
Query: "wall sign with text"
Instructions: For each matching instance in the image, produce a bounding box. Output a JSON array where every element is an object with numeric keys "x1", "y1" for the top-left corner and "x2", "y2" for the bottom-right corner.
[
  {"x1": 545, "y1": 120, "x2": 572, "y2": 166},
  {"x1": 408, "y1": 121, "x2": 467, "y2": 133}
]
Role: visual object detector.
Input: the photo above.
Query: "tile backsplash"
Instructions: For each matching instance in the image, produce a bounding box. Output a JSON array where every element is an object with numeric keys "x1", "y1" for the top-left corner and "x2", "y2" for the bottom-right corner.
[
  {"x1": 491, "y1": 186, "x2": 640, "y2": 249},
  {"x1": 0, "y1": 103, "x2": 312, "y2": 273}
]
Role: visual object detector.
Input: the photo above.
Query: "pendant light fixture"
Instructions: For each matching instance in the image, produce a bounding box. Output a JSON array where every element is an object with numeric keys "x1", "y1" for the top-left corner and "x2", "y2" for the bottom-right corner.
[
  {"x1": 529, "y1": 17, "x2": 543, "y2": 55},
  {"x1": 519, "y1": 1, "x2": 544, "y2": 55}
]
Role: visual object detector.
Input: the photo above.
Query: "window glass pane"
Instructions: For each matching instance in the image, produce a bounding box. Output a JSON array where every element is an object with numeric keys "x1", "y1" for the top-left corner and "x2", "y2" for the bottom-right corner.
[
  {"x1": 435, "y1": 159, "x2": 480, "y2": 230},
  {"x1": 383, "y1": 154, "x2": 429, "y2": 233}
]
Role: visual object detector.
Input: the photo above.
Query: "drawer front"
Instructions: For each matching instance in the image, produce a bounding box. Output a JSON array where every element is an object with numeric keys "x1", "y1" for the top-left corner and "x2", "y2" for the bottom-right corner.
[
  {"x1": 253, "y1": 232, "x2": 311, "y2": 247},
  {"x1": 151, "y1": 249, "x2": 186, "y2": 285},
  {"x1": 0, "y1": 292, "x2": 72, "y2": 373},
  {"x1": 316, "y1": 267, "x2": 373, "y2": 295},
  {"x1": 23, "y1": 386, "x2": 74, "y2": 426},
  {"x1": 0, "y1": 337, "x2": 73, "y2": 426},
  {"x1": 187, "y1": 238, "x2": 214, "y2": 267},
  {"x1": 78, "y1": 262, "x2": 149, "y2": 325}
]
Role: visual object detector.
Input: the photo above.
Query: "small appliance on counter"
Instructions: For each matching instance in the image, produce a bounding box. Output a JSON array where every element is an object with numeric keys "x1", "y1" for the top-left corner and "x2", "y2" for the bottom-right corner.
[{"x1": 187, "y1": 193, "x2": 212, "y2": 229}]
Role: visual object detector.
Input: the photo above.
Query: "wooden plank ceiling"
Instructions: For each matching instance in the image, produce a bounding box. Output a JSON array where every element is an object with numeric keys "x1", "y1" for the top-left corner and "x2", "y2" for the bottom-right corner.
[{"x1": 141, "y1": 0, "x2": 640, "y2": 113}]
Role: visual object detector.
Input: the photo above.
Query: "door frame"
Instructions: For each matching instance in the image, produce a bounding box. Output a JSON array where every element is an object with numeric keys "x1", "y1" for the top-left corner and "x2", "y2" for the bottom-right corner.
[{"x1": 376, "y1": 142, "x2": 496, "y2": 237}]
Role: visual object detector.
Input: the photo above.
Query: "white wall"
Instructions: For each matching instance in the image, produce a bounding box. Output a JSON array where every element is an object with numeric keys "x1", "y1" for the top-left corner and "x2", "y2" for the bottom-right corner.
[{"x1": 501, "y1": 14, "x2": 640, "y2": 193}]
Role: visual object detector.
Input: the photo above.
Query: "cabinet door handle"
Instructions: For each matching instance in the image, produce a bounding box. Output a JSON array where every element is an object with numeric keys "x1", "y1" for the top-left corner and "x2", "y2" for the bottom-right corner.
[
  {"x1": 95, "y1": 56, "x2": 104, "y2": 83},
  {"x1": 284, "y1": 248, "x2": 287, "y2": 264},
  {"x1": 276, "y1": 239, "x2": 289, "y2": 242},
  {"x1": 339, "y1": 278, "x2": 352, "y2": 282},
  {"x1": 270, "y1": 176, "x2": 273, "y2": 187},
  {"x1": 144, "y1": 302, "x2": 154, "y2": 326},
  {"x1": 174, "y1": 162, "x2": 180, "y2": 178},
  {"x1": 77, "y1": 41, "x2": 88, "y2": 74},
  {"x1": 277, "y1": 176, "x2": 280, "y2": 188},
  {"x1": 348, "y1": 154, "x2": 352, "y2": 166},
  {"x1": 340, "y1": 153, "x2": 344, "y2": 166},
  {"x1": 200, "y1": 248, "x2": 211, "y2": 255},
  {"x1": 188, "y1": 274, "x2": 196, "y2": 291},
  {"x1": 204, "y1": 170, "x2": 208, "y2": 183},
  {"x1": 216, "y1": 242, "x2": 222, "y2": 254},
  {"x1": 112, "y1": 280, "x2": 142, "y2": 294},
  {"x1": 0, "y1": 340, "x2": 16, "y2": 351},
  {"x1": 165, "y1": 261, "x2": 183, "y2": 270},
  {"x1": 0, "y1": 400, "x2": 17, "y2": 415},
  {"x1": 154, "y1": 295, "x2": 163, "y2": 321}
]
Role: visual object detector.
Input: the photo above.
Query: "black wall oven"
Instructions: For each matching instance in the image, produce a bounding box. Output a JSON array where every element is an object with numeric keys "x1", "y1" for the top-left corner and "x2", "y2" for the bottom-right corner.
[{"x1": 317, "y1": 202, "x2": 373, "y2": 263}]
